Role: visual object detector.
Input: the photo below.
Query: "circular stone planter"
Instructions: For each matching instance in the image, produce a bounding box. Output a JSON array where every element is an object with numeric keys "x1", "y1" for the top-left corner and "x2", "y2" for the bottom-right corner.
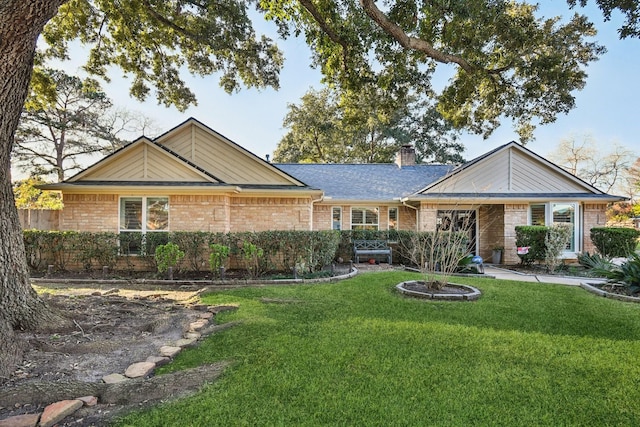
[{"x1": 396, "y1": 280, "x2": 481, "y2": 301}]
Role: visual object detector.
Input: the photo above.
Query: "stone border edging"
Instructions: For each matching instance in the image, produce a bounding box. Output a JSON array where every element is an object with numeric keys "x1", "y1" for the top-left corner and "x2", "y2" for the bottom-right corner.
[
  {"x1": 0, "y1": 305, "x2": 236, "y2": 427},
  {"x1": 580, "y1": 282, "x2": 640, "y2": 303},
  {"x1": 396, "y1": 280, "x2": 482, "y2": 301}
]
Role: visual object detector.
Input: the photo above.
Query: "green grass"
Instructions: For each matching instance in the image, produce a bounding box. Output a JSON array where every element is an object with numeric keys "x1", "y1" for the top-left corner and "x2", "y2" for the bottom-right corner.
[{"x1": 116, "y1": 272, "x2": 640, "y2": 426}]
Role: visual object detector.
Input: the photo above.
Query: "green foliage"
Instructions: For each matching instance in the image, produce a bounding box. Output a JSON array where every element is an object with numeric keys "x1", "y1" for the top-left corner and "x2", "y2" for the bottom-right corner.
[
  {"x1": 42, "y1": 0, "x2": 284, "y2": 111},
  {"x1": 590, "y1": 227, "x2": 640, "y2": 258},
  {"x1": 544, "y1": 224, "x2": 573, "y2": 272},
  {"x1": 515, "y1": 226, "x2": 548, "y2": 265},
  {"x1": 262, "y1": 0, "x2": 605, "y2": 141},
  {"x1": 154, "y1": 242, "x2": 185, "y2": 274},
  {"x1": 578, "y1": 252, "x2": 614, "y2": 272},
  {"x1": 595, "y1": 253, "x2": 640, "y2": 295},
  {"x1": 170, "y1": 231, "x2": 211, "y2": 272},
  {"x1": 240, "y1": 241, "x2": 265, "y2": 278},
  {"x1": 209, "y1": 243, "x2": 230, "y2": 276},
  {"x1": 12, "y1": 176, "x2": 62, "y2": 209},
  {"x1": 72, "y1": 232, "x2": 119, "y2": 271},
  {"x1": 273, "y1": 86, "x2": 463, "y2": 164}
]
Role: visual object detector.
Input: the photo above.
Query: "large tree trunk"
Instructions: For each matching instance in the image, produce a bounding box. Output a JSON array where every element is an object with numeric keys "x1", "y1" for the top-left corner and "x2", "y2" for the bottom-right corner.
[{"x1": 0, "y1": 0, "x2": 68, "y2": 379}]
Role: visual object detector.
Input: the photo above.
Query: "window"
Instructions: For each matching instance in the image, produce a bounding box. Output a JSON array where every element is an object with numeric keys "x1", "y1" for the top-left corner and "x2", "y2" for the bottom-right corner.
[
  {"x1": 529, "y1": 202, "x2": 578, "y2": 252},
  {"x1": 388, "y1": 207, "x2": 398, "y2": 230},
  {"x1": 530, "y1": 204, "x2": 546, "y2": 226},
  {"x1": 332, "y1": 207, "x2": 342, "y2": 230},
  {"x1": 351, "y1": 207, "x2": 379, "y2": 230},
  {"x1": 119, "y1": 197, "x2": 169, "y2": 255},
  {"x1": 553, "y1": 203, "x2": 576, "y2": 252}
]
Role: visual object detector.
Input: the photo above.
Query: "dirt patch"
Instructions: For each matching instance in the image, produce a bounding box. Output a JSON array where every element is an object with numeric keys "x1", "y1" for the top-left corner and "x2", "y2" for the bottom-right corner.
[{"x1": 0, "y1": 283, "x2": 232, "y2": 426}]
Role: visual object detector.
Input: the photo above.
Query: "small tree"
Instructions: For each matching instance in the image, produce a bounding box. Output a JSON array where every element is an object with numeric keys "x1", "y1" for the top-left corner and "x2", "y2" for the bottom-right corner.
[
  {"x1": 13, "y1": 176, "x2": 62, "y2": 209},
  {"x1": 209, "y1": 243, "x2": 230, "y2": 278},
  {"x1": 398, "y1": 210, "x2": 473, "y2": 290},
  {"x1": 154, "y1": 242, "x2": 184, "y2": 277},
  {"x1": 241, "y1": 241, "x2": 264, "y2": 279},
  {"x1": 544, "y1": 224, "x2": 573, "y2": 272}
]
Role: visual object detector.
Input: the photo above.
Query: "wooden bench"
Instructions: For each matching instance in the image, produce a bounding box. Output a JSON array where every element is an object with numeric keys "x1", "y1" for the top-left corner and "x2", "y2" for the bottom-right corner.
[{"x1": 353, "y1": 239, "x2": 392, "y2": 264}]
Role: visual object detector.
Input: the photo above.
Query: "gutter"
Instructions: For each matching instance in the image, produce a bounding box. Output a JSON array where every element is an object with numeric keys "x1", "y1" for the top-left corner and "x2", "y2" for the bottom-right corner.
[{"x1": 398, "y1": 197, "x2": 419, "y2": 230}]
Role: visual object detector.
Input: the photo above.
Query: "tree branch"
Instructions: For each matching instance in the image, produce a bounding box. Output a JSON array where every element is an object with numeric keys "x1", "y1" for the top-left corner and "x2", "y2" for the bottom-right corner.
[
  {"x1": 297, "y1": 0, "x2": 351, "y2": 69},
  {"x1": 358, "y1": 0, "x2": 476, "y2": 72}
]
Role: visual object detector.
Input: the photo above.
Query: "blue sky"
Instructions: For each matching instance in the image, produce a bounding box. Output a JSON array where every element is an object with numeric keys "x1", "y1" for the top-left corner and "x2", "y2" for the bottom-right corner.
[{"x1": 61, "y1": 3, "x2": 640, "y2": 164}]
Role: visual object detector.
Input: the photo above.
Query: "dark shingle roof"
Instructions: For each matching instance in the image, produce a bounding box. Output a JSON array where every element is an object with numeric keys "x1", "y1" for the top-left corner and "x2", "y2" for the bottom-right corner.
[{"x1": 275, "y1": 163, "x2": 453, "y2": 201}]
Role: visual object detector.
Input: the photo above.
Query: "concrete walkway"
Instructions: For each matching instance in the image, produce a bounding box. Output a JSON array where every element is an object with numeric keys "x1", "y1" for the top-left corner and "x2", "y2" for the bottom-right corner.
[{"x1": 483, "y1": 265, "x2": 606, "y2": 286}]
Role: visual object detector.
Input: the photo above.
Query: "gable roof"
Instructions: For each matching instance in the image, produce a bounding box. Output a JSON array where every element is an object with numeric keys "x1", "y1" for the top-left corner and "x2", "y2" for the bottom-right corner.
[
  {"x1": 42, "y1": 118, "x2": 315, "y2": 193},
  {"x1": 406, "y1": 141, "x2": 624, "y2": 202},
  {"x1": 276, "y1": 163, "x2": 453, "y2": 202},
  {"x1": 153, "y1": 118, "x2": 305, "y2": 186}
]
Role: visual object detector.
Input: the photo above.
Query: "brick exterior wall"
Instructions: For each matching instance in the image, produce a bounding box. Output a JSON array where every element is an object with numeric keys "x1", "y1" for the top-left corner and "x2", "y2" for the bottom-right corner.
[
  {"x1": 399, "y1": 206, "x2": 417, "y2": 231},
  {"x1": 314, "y1": 205, "x2": 332, "y2": 230},
  {"x1": 478, "y1": 205, "x2": 505, "y2": 262},
  {"x1": 61, "y1": 194, "x2": 118, "y2": 231},
  {"x1": 229, "y1": 197, "x2": 311, "y2": 231},
  {"x1": 418, "y1": 203, "x2": 439, "y2": 232},
  {"x1": 583, "y1": 203, "x2": 608, "y2": 254},
  {"x1": 170, "y1": 195, "x2": 230, "y2": 232},
  {"x1": 503, "y1": 204, "x2": 529, "y2": 264}
]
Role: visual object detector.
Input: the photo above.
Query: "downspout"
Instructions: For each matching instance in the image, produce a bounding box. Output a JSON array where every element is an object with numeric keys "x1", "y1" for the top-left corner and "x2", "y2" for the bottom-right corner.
[
  {"x1": 310, "y1": 193, "x2": 325, "y2": 230},
  {"x1": 400, "y1": 198, "x2": 419, "y2": 230}
]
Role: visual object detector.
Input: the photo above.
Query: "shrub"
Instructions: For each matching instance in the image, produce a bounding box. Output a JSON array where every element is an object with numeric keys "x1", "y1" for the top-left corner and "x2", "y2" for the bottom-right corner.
[
  {"x1": 590, "y1": 227, "x2": 640, "y2": 258},
  {"x1": 241, "y1": 241, "x2": 264, "y2": 278},
  {"x1": 594, "y1": 253, "x2": 640, "y2": 295},
  {"x1": 154, "y1": 242, "x2": 185, "y2": 274},
  {"x1": 209, "y1": 243, "x2": 230, "y2": 277},
  {"x1": 515, "y1": 226, "x2": 547, "y2": 265},
  {"x1": 170, "y1": 231, "x2": 210, "y2": 272},
  {"x1": 544, "y1": 224, "x2": 572, "y2": 272},
  {"x1": 578, "y1": 252, "x2": 614, "y2": 273},
  {"x1": 396, "y1": 229, "x2": 470, "y2": 290}
]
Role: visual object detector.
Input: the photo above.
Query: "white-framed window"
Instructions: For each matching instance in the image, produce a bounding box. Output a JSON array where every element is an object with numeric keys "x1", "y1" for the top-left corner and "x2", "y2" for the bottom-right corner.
[
  {"x1": 388, "y1": 207, "x2": 398, "y2": 230},
  {"x1": 529, "y1": 202, "x2": 579, "y2": 252},
  {"x1": 332, "y1": 207, "x2": 342, "y2": 230},
  {"x1": 119, "y1": 196, "x2": 169, "y2": 255},
  {"x1": 351, "y1": 207, "x2": 379, "y2": 230}
]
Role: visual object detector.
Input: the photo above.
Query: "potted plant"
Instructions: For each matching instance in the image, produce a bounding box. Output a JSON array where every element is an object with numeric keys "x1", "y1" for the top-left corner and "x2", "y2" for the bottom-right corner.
[{"x1": 492, "y1": 246, "x2": 504, "y2": 264}]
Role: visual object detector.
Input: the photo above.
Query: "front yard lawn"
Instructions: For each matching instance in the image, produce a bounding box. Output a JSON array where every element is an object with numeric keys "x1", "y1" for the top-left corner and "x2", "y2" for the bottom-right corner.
[{"x1": 116, "y1": 271, "x2": 640, "y2": 426}]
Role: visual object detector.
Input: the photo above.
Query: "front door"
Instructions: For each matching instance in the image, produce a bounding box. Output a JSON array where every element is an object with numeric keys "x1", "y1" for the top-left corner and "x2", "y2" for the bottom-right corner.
[{"x1": 437, "y1": 210, "x2": 477, "y2": 255}]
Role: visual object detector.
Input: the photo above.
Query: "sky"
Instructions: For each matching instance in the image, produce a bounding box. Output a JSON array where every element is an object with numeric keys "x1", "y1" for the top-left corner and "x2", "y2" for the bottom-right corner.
[{"x1": 42, "y1": 3, "x2": 640, "y2": 167}]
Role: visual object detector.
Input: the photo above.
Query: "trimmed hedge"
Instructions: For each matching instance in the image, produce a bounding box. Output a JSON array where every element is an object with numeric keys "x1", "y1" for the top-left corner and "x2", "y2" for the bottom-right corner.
[
  {"x1": 590, "y1": 227, "x2": 640, "y2": 258},
  {"x1": 22, "y1": 229, "x2": 341, "y2": 276},
  {"x1": 515, "y1": 226, "x2": 549, "y2": 265}
]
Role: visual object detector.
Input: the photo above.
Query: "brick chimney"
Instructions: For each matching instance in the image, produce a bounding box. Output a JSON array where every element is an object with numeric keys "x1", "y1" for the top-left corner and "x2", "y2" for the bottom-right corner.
[{"x1": 395, "y1": 144, "x2": 416, "y2": 168}]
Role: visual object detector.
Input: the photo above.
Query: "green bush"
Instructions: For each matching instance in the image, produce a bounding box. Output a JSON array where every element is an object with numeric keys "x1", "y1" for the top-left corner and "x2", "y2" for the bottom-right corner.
[
  {"x1": 544, "y1": 224, "x2": 573, "y2": 272},
  {"x1": 154, "y1": 242, "x2": 185, "y2": 274},
  {"x1": 590, "y1": 227, "x2": 640, "y2": 258},
  {"x1": 209, "y1": 243, "x2": 230, "y2": 277},
  {"x1": 515, "y1": 226, "x2": 548, "y2": 265},
  {"x1": 170, "y1": 231, "x2": 210, "y2": 272},
  {"x1": 23, "y1": 229, "x2": 342, "y2": 276}
]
